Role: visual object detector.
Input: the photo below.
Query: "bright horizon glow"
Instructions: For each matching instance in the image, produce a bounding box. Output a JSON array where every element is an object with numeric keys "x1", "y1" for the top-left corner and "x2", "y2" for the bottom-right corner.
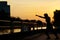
[{"x1": 1, "y1": 0, "x2": 60, "y2": 22}]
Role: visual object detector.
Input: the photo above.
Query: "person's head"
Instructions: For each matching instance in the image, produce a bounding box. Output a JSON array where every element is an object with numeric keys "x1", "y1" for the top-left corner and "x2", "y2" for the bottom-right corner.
[{"x1": 44, "y1": 13, "x2": 48, "y2": 17}]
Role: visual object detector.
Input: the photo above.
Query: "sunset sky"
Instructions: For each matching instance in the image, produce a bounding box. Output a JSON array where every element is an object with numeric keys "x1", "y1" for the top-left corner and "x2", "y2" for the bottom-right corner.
[{"x1": 1, "y1": 0, "x2": 60, "y2": 22}]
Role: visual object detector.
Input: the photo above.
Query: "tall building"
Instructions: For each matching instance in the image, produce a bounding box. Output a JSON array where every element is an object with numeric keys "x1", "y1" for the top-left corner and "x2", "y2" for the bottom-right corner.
[
  {"x1": 53, "y1": 10, "x2": 60, "y2": 27},
  {"x1": 0, "y1": 1, "x2": 10, "y2": 20}
]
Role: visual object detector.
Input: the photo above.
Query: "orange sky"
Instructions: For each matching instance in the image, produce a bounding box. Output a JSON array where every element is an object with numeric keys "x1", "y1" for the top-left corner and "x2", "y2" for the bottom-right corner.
[{"x1": 1, "y1": 0, "x2": 60, "y2": 22}]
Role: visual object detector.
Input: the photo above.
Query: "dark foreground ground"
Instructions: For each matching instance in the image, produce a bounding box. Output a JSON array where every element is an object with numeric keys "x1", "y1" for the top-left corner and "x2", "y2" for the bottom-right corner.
[{"x1": 0, "y1": 29, "x2": 60, "y2": 40}]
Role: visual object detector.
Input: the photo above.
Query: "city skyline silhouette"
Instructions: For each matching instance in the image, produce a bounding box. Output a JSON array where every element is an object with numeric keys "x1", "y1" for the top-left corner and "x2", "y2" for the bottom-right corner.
[
  {"x1": 1, "y1": 0, "x2": 60, "y2": 22},
  {"x1": 0, "y1": 1, "x2": 60, "y2": 40}
]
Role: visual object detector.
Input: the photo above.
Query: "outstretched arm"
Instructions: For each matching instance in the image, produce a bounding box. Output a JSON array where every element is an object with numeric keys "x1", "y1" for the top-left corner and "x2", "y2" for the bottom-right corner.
[{"x1": 36, "y1": 15, "x2": 45, "y2": 18}]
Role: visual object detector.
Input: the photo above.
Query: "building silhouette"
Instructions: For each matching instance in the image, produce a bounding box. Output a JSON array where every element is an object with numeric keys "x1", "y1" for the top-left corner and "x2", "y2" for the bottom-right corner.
[
  {"x1": 53, "y1": 10, "x2": 60, "y2": 27},
  {"x1": 0, "y1": 1, "x2": 10, "y2": 32},
  {"x1": 0, "y1": 1, "x2": 10, "y2": 20}
]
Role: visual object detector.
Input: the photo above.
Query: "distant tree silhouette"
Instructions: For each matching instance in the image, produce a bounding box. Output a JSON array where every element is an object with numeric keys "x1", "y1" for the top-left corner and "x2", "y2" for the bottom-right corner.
[
  {"x1": 30, "y1": 20, "x2": 36, "y2": 30},
  {"x1": 16, "y1": 17, "x2": 21, "y2": 21},
  {"x1": 42, "y1": 22, "x2": 46, "y2": 27},
  {"x1": 10, "y1": 17, "x2": 22, "y2": 33},
  {"x1": 10, "y1": 17, "x2": 16, "y2": 33},
  {"x1": 24, "y1": 19, "x2": 30, "y2": 22},
  {"x1": 36, "y1": 20, "x2": 42, "y2": 26},
  {"x1": 23, "y1": 19, "x2": 31, "y2": 32},
  {"x1": 36, "y1": 20, "x2": 43, "y2": 29}
]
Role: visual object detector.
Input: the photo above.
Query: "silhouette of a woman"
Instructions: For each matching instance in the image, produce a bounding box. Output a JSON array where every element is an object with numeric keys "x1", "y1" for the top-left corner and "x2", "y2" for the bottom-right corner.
[{"x1": 36, "y1": 13, "x2": 53, "y2": 39}]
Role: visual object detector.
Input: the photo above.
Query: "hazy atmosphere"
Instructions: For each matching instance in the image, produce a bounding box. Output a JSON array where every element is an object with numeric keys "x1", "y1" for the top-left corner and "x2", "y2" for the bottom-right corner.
[
  {"x1": 1, "y1": 0, "x2": 60, "y2": 22},
  {"x1": 0, "y1": 0, "x2": 60, "y2": 40}
]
